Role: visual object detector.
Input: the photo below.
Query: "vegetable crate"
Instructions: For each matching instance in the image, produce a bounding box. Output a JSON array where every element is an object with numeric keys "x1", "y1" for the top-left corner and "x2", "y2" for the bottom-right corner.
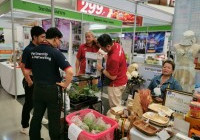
[{"x1": 66, "y1": 109, "x2": 118, "y2": 140}]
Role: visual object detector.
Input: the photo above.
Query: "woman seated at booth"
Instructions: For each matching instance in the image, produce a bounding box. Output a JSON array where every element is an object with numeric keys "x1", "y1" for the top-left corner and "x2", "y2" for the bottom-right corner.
[{"x1": 148, "y1": 60, "x2": 182, "y2": 102}]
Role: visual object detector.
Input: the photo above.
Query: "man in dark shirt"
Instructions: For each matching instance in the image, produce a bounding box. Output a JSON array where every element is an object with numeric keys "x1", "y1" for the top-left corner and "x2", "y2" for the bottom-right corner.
[
  {"x1": 20, "y1": 26, "x2": 46, "y2": 135},
  {"x1": 25, "y1": 27, "x2": 73, "y2": 140}
]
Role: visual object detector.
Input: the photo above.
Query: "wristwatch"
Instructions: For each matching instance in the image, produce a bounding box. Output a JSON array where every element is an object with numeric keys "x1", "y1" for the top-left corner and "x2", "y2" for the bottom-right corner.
[{"x1": 101, "y1": 68, "x2": 104, "y2": 73}]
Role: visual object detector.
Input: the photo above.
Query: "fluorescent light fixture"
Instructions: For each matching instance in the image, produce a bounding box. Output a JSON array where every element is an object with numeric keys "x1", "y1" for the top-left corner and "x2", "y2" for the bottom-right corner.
[{"x1": 89, "y1": 24, "x2": 107, "y2": 30}]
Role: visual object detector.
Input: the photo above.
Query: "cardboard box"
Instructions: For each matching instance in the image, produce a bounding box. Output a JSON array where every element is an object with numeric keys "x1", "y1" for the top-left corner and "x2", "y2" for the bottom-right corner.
[{"x1": 185, "y1": 112, "x2": 200, "y2": 131}]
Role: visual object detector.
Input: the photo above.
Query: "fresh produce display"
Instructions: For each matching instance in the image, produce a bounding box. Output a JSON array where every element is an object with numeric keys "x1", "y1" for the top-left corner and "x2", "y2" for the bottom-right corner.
[
  {"x1": 71, "y1": 112, "x2": 111, "y2": 134},
  {"x1": 68, "y1": 83, "x2": 99, "y2": 103}
]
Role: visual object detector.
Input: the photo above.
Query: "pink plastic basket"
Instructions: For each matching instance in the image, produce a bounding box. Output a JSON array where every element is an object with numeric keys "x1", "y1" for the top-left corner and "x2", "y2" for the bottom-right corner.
[{"x1": 66, "y1": 109, "x2": 118, "y2": 140}]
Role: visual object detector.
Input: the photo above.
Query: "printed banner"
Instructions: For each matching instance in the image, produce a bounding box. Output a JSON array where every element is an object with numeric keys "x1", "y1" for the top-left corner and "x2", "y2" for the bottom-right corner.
[
  {"x1": 77, "y1": 0, "x2": 143, "y2": 26},
  {"x1": 42, "y1": 19, "x2": 81, "y2": 52},
  {"x1": 146, "y1": 32, "x2": 165, "y2": 53},
  {"x1": 42, "y1": 19, "x2": 70, "y2": 51},
  {"x1": 134, "y1": 33, "x2": 148, "y2": 54}
]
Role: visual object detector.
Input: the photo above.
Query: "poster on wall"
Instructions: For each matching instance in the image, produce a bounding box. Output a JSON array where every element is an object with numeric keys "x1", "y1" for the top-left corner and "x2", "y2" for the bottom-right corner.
[
  {"x1": 42, "y1": 19, "x2": 52, "y2": 31},
  {"x1": 123, "y1": 33, "x2": 133, "y2": 40},
  {"x1": 138, "y1": 63, "x2": 162, "y2": 88},
  {"x1": 77, "y1": 0, "x2": 143, "y2": 26},
  {"x1": 72, "y1": 21, "x2": 81, "y2": 52},
  {"x1": 57, "y1": 19, "x2": 70, "y2": 51},
  {"x1": 42, "y1": 19, "x2": 70, "y2": 51},
  {"x1": 134, "y1": 33, "x2": 148, "y2": 54},
  {"x1": 42, "y1": 19, "x2": 81, "y2": 52},
  {"x1": 146, "y1": 32, "x2": 165, "y2": 53}
]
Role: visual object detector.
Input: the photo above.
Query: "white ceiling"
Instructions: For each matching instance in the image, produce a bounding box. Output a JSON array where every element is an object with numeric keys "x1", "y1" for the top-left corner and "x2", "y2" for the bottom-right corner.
[
  {"x1": 0, "y1": 11, "x2": 49, "y2": 25},
  {"x1": 28, "y1": 0, "x2": 75, "y2": 9}
]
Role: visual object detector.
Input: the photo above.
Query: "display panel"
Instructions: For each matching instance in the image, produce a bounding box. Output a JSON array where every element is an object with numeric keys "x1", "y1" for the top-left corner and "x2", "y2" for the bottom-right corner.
[
  {"x1": 134, "y1": 33, "x2": 148, "y2": 54},
  {"x1": 42, "y1": 19, "x2": 81, "y2": 52},
  {"x1": 165, "y1": 89, "x2": 193, "y2": 114},
  {"x1": 146, "y1": 32, "x2": 165, "y2": 53}
]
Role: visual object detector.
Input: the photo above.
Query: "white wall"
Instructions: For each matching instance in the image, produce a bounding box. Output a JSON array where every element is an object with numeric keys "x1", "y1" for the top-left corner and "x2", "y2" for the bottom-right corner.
[
  {"x1": 0, "y1": 20, "x2": 23, "y2": 46},
  {"x1": 16, "y1": 26, "x2": 23, "y2": 43},
  {"x1": 3, "y1": 28, "x2": 16, "y2": 44}
]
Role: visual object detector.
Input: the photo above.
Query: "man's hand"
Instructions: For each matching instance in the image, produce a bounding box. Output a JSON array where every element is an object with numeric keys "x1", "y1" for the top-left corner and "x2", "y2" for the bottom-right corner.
[
  {"x1": 96, "y1": 63, "x2": 103, "y2": 71},
  {"x1": 27, "y1": 80, "x2": 33, "y2": 87},
  {"x1": 56, "y1": 82, "x2": 68, "y2": 89},
  {"x1": 57, "y1": 67, "x2": 73, "y2": 90}
]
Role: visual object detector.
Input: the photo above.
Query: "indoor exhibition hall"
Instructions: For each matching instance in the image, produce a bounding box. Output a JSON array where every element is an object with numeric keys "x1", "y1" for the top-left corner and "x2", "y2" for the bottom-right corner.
[{"x1": 0, "y1": 0, "x2": 200, "y2": 140}]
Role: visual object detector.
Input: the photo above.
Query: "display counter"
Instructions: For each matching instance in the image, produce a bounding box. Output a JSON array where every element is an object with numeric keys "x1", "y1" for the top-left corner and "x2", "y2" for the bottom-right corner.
[{"x1": 0, "y1": 61, "x2": 24, "y2": 95}]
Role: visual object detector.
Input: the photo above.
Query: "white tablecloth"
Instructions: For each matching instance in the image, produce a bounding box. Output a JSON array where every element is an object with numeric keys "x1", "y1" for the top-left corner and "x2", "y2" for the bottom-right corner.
[
  {"x1": 130, "y1": 127, "x2": 160, "y2": 140},
  {"x1": 0, "y1": 62, "x2": 24, "y2": 95}
]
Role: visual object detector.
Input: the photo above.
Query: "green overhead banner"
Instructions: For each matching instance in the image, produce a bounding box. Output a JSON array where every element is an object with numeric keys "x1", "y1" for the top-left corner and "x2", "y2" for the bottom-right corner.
[
  {"x1": 92, "y1": 25, "x2": 172, "y2": 33},
  {"x1": 91, "y1": 28, "x2": 121, "y2": 34},
  {"x1": 13, "y1": 0, "x2": 122, "y2": 27},
  {"x1": 82, "y1": 14, "x2": 122, "y2": 27},
  {"x1": 0, "y1": 0, "x2": 10, "y2": 15}
]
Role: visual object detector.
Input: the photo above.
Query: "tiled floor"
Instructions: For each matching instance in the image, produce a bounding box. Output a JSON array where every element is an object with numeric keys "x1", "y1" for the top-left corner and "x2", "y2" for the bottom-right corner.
[
  {"x1": 0, "y1": 53, "x2": 76, "y2": 140},
  {"x1": 0, "y1": 86, "x2": 50, "y2": 140},
  {"x1": 0, "y1": 85, "x2": 110, "y2": 140}
]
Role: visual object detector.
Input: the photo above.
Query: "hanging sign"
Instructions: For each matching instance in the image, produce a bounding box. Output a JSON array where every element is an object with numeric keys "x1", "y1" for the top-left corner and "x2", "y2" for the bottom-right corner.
[
  {"x1": 77, "y1": 0, "x2": 110, "y2": 17},
  {"x1": 13, "y1": 0, "x2": 122, "y2": 27},
  {"x1": 77, "y1": 0, "x2": 143, "y2": 26}
]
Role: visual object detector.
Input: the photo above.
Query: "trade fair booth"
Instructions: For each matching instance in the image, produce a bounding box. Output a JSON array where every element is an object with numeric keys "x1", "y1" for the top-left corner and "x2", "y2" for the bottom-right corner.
[
  {"x1": 0, "y1": 0, "x2": 200, "y2": 139},
  {"x1": 0, "y1": 0, "x2": 122, "y2": 97}
]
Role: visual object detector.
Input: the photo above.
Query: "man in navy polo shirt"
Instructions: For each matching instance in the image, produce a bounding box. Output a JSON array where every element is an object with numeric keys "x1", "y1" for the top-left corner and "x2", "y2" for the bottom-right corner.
[
  {"x1": 25, "y1": 27, "x2": 73, "y2": 140},
  {"x1": 97, "y1": 34, "x2": 128, "y2": 108},
  {"x1": 20, "y1": 26, "x2": 47, "y2": 135}
]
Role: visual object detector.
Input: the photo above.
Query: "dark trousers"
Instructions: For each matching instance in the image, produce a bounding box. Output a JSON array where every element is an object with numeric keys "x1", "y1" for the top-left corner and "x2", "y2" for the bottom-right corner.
[
  {"x1": 29, "y1": 84, "x2": 62, "y2": 140},
  {"x1": 21, "y1": 78, "x2": 33, "y2": 128}
]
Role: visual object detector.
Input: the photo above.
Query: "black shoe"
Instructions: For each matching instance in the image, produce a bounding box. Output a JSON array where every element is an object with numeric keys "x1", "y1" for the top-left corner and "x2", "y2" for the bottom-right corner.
[{"x1": 40, "y1": 138, "x2": 44, "y2": 140}]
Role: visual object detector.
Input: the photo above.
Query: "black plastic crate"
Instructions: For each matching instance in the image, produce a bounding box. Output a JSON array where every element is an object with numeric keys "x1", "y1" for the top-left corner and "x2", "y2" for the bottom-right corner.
[{"x1": 70, "y1": 96, "x2": 98, "y2": 110}]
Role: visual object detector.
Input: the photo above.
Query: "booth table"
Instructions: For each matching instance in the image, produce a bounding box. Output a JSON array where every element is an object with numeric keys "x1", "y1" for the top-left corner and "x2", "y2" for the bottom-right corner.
[{"x1": 0, "y1": 61, "x2": 24, "y2": 95}]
